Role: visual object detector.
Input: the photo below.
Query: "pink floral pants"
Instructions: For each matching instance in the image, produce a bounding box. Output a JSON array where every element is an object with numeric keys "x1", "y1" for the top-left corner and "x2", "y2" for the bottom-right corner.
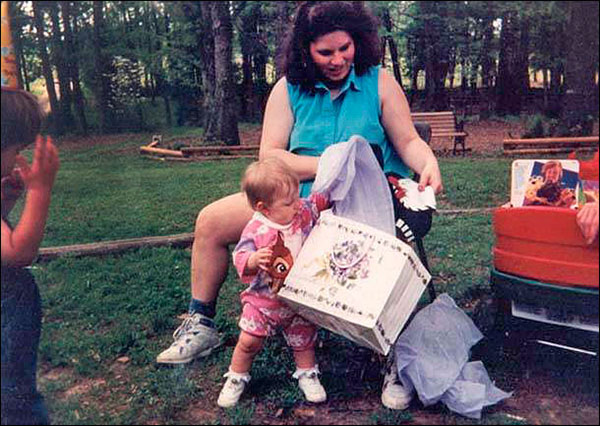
[{"x1": 239, "y1": 291, "x2": 317, "y2": 352}]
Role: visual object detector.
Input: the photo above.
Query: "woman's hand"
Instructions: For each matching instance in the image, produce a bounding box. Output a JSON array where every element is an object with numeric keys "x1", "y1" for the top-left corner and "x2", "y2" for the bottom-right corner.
[
  {"x1": 417, "y1": 158, "x2": 443, "y2": 194},
  {"x1": 16, "y1": 135, "x2": 60, "y2": 193}
]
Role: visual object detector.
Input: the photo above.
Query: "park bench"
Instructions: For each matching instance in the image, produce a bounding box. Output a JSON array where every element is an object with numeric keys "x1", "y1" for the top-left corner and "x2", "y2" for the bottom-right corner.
[
  {"x1": 502, "y1": 135, "x2": 599, "y2": 156},
  {"x1": 410, "y1": 111, "x2": 469, "y2": 155}
]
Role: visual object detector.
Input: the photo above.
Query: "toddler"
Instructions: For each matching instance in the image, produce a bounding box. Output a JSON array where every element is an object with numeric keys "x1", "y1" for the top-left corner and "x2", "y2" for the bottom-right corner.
[
  {"x1": 1, "y1": 87, "x2": 59, "y2": 424},
  {"x1": 217, "y1": 157, "x2": 329, "y2": 408}
]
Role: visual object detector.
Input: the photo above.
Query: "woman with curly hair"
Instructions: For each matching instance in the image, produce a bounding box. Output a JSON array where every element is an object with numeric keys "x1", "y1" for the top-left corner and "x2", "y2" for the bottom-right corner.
[{"x1": 157, "y1": 1, "x2": 442, "y2": 411}]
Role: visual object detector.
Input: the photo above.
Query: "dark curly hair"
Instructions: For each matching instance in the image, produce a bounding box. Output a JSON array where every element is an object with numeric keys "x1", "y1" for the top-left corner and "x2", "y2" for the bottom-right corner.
[{"x1": 279, "y1": 1, "x2": 381, "y2": 91}]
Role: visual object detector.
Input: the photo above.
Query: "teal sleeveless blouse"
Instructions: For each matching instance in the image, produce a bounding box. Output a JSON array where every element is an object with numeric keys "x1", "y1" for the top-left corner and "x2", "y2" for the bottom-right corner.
[{"x1": 287, "y1": 65, "x2": 409, "y2": 197}]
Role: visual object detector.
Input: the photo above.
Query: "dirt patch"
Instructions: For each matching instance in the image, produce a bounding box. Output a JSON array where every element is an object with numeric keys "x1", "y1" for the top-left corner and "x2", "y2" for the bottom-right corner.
[
  {"x1": 463, "y1": 119, "x2": 526, "y2": 154},
  {"x1": 171, "y1": 339, "x2": 598, "y2": 426},
  {"x1": 63, "y1": 378, "x2": 107, "y2": 398},
  {"x1": 53, "y1": 118, "x2": 597, "y2": 157},
  {"x1": 41, "y1": 366, "x2": 73, "y2": 382}
]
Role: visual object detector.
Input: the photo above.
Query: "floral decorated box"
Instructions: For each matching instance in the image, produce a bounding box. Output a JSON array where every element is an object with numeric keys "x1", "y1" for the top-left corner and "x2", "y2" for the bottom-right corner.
[{"x1": 279, "y1": 210, "x2": 431, "y2": 355}]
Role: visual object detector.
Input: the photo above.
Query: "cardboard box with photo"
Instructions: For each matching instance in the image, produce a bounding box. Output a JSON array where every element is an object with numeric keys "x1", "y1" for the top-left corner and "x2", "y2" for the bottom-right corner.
[{"x1": 511, "y1": 160, "x2": 580, "y2": 208}]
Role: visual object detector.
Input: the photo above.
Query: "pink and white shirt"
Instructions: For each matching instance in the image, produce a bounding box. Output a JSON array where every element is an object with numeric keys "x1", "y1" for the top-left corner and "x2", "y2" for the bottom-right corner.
[{"x1": 232, "y1": 193, "x2": 329, "y2": 295}]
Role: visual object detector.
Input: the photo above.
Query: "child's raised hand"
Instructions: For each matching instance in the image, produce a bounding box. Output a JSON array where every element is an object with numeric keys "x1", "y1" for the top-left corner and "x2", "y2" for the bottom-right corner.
[
  {"x1": 248, "y1": 247, "x2": 273, "y2": 272},
  {"x1": 15, "y1": 135, "x2": 60, "y2": 192}
]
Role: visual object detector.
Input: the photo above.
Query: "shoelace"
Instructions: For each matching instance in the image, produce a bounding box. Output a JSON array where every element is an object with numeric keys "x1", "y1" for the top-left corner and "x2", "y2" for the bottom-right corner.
[
  {"x1": 300, "y1": 372, "x2": 322, "y2": 389},
  {"x1": 305, "y1": 372, "x2": 318, "y2": 380},
  {"x1": 384, "y1": 368, "x2": 402, "y2": 386},
  {"x1": 172, "y1": 315, "x2": 196, "y2": 339},
  {"x1": 226, "y1": 378, "x2": 243, "y2": 389}
]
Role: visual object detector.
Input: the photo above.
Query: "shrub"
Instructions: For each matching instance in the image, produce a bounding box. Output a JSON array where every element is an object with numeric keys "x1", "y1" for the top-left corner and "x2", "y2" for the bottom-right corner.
[{"x1": 522, "y1": 114, "x2": 560, "y2": 138}]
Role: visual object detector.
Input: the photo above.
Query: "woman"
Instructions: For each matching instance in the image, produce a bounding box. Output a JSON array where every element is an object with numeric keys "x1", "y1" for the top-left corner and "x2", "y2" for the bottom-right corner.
[{"x1": 157, "y1": 1, "x2": 442, "y2": 410}]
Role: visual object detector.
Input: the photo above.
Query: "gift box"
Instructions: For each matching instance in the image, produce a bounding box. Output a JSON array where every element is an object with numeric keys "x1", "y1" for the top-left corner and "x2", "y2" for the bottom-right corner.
[{"x1": 279, "y1": 210, "x2": 431, "y2": 355}]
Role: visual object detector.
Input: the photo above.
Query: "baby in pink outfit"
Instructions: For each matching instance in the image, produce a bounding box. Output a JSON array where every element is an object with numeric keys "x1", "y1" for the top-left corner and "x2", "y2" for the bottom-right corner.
[{"x1": 217, "y1": 157, "x2": 329, "y2": 408}]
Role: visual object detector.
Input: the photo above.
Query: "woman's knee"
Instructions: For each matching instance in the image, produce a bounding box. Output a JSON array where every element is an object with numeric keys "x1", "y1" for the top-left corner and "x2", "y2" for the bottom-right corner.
[
  {"x1": 194, "y1": 204, "x2": 219, "y2": 241},
  {"x1": 194, "y1": 193, "x2": 251, "y2": 244}
]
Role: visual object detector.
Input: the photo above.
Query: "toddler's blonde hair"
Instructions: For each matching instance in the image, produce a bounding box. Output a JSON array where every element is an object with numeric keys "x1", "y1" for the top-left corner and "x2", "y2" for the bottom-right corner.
[{"x1": 241, "y1": 157, "x2": 299, "y2": 208}]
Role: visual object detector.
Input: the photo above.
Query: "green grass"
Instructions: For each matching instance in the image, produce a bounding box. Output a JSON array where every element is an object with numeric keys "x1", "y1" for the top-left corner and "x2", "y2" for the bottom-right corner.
[
  {"x1": 8, "y1": 132, "x2": 593, "y2": 424},
  {"x1": 438, "y1": 158, "x2": 512, "y2": 209}
]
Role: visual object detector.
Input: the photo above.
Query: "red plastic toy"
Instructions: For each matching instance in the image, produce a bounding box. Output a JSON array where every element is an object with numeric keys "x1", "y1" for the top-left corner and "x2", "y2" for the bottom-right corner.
[{"x1": 493, "y1": 206, "x2": 599, "y2": 288}]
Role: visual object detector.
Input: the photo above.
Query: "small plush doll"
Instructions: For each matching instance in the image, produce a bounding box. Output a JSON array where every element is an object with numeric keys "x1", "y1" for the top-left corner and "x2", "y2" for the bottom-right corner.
[
  {"x1": 267, "y1": 232, "x2": 294, "y2": 293},
  {"x1": 367, "y1": 144, "x2": 436, "y2": 243}
]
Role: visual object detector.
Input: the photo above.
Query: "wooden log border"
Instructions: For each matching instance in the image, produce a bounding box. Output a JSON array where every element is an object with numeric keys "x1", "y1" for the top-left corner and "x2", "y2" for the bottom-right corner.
[{"x1": 37, "y1": 208, "x2": 497, "y2": 261}]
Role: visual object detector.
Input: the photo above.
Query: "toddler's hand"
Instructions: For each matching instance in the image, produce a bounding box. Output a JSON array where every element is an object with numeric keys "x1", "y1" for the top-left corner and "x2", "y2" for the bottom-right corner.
[
  {"x1": 248, "y1": 248, "x2": 273, "y2": 272},
  {"x1": 16, "y1": 135, "x2": 60, "y2": 192}
]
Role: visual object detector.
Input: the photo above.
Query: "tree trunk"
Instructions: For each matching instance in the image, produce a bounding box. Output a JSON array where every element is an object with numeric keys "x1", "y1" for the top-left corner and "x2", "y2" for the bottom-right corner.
[
  {"x1": 19, "y1": 49, "x2": 30, "y2": 91},
  {"x1": 253, "y1": 9, "x2": 269, "y2": 121},
  {"x1": 381, "y1": 9, "x2": 404, "y2": 90},
  {"x1": 425, "y1": 56, "x2": 449, "y2": 111},
  {"x1": 274, "y1": 1, "x2": 292, "y2": 79},
  {"x1": 460, "y1": 59, "x2": 468, "y2": 92},
  {"x1": 480, "y1": 15, "x2": 494, "y2": 89},
  {"x1": 239, "y1": 4, "x2": 256, "y2": 121},
  {"x1": 410, "y1": 69, "x2": 419, "y2": 106},
  {"x1": 152, "y1": 7, "x2": 172, "y2": 127},
  {"x1": 495, "y1": 9, "x2": 522, "y2": 115},
  {"x1": 561, "y1": 1, "x2": 599, "y2": 136},
  {"x1": 49, "y1": 1, "x2": 75, "y2": 131},
  {"x1": 9, "y1": 2, "x2": 25, "y2": 90},
  {"x1": 543, "y1": 68, "x2": 549, "y2": 111},
  {"x1": 32, "y1": 1, "x2": 62, "y2": 135},
  {"x1": 447, "y1": 61, "x2": 455, "y2": 90},
  {"x1": 422, "y1": 3, "x2": 448, "y2": 111},
  {"x1": 205, "y1": 2, "x2": 239, "y2": 146},
  {"x1": 93, "y1": 1, "x2": 114, "y2": 133},
  {"x1": 518, "y1": 14, "x2": 530, "y2": 97},
  {"x1": 62, "y1": 1, "x2": 88, "y2": 135},
  {"x1": 198, "y1": 2, "x2": 216, "y2": 132}
]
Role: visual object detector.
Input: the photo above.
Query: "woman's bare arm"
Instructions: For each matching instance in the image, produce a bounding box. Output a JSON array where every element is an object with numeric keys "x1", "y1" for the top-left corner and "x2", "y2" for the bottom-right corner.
[
  {"x1": 259, "y1": 78, "x2": 320, "y2": 181},
  {"x1": 378, "y1": 69, "x2": 443, "y2": 194}
]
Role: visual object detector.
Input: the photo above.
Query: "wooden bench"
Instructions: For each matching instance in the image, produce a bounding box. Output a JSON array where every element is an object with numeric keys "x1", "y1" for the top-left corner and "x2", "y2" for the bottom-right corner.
[
  {"x1": 503, "y1": 136, "x2": 599, "y2": 156},
  {"x1": 410, "y1": 111, "x2": 469, "y2": 155}
]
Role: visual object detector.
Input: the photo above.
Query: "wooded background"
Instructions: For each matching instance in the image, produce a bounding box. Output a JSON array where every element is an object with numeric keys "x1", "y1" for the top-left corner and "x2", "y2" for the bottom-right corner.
[{"x1": 8, "y1": 1, "x2": 599, "y2": 144}]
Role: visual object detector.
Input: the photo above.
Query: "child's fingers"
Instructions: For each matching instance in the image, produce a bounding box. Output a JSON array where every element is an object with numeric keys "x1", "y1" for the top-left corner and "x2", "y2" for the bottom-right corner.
[
  {"x1": 32, "y1": 135, "x2": 47, "y2": 167},
  {"x1": 8, "y1": 169, "x2": 25, "y2": 188},
  {"x1": 14, "y1": 155, "x2": 31, "y2": 175},
  {"x1": 45, "y1": 137, "x2": 60, "y2": 169}
]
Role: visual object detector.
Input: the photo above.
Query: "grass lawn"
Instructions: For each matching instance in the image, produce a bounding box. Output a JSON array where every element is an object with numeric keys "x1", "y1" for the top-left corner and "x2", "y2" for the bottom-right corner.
[{"x1": 7, "y1": 132, "x2": 593, "y2": 424}]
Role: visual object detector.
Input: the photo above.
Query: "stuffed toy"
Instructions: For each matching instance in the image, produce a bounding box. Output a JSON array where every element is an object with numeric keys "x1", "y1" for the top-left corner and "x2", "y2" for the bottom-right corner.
[{"x1": 267, "y1": 232, "x2": 294, "y2": 294}]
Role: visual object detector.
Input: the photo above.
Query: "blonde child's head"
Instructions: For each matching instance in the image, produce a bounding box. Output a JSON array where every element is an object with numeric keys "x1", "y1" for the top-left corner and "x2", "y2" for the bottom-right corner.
[{"x1": 242, "y1": 158, "x2": 300, "y2": 210}]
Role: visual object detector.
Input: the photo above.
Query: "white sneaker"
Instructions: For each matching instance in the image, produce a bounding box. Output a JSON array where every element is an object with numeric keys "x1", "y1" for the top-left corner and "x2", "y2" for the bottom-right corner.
[
  {"x1": 381, "y1": 360, "x2": 412, "y2": 410},
  {"x1": 293, "y1": 366, "x2": 327, "y2": 403},
  {"x1": 156, "y1": 313, "x2": 223, "y2": 364},
  {"x1": 217, "y1": 370, "x2": 251, "y2": 408}
]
